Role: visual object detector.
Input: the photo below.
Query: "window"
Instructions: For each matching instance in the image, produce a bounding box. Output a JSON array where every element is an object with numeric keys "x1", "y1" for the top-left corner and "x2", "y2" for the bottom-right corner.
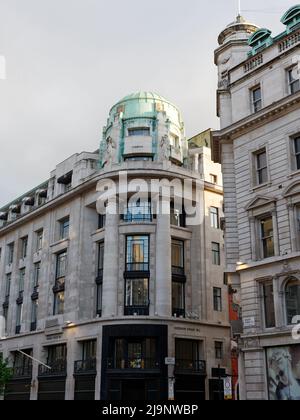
[
  {"x1": 285, "y1": 280, "x2": 300, "y2": 325},
  {"x1": 5, "y1": 274, "x2": 11, "y2": 299},
  {"x1": 260, "y1": 217, "x2": 274, "y2": 259},
  {"x1": 263, "y1": 283, "x2": 275, "y2": 328},
  {"x1": 123, "y1": 199, "x2": 152, "y2": 223},
  {"x1": 36, "y1": 230, "x2": 43, "y2": 252},
  {"x1": 126, "y1": 236, "x2": 149, "y2": 272},
  {"x1": 125, "y1": 278, "x2": 149, "y2": 315},
  {"x1": 18, "y1": 269, "x2": 25, "y2": 296},
  {"x1": 175, "y1": 339, "x2": 202, "y2": 371},
  {"x1": 21, "y1": 237, "x2": 28, "y2": 259},
  {"x1": 45, "y1": 344, "x2": 67, "y2": 373},
  {"x1": 128, "y1": 127, "x2": 150, "y2": 137},
  {"x1": 209, "y1": 174, "x2": 218, "y2": 185},
  {"x1": 255, "y1": 149, "x2": 268, "y2": 185},
  {"x1": 252, "y1": 86, "x2": 262, "y2": 113},
  {"x1": 53, "y1": 251, "x2": 67, "y2": 315},
  {"x1": 30, "y1": 300, "x2": 38, "y2": 331},
  {"x1": 98, "y1": 214, "x2": 106, "y2": 229},
  {"x1": 215, "y1": 342, "x2": 223, "y2": 360},
  {"x1": 212, "y1": 242, "x2": 221, "y2": 266},
  {"x1": 96, "y1": 242, "x2": 104, "y2": 316},
  {"x1": 82, "y1": 340, "x2": 97, "y2": 361},
  {"x1": 213, "y1": 287, "x2": 222, "y2": 312},
  {"x1": 33, "y1": 262, "x2": 40, "y2": 288},
  {"x1": 7, "y1": 243, "x2": 14, "y2": 265},
  {"x1": 113, "y1": 338, "x2": 157, "y2": 370},
  {"x1": 172, "y1": 240, "x2": 184, "y2": 274},
  {"x1": 16, "y1": 303, "x2": 23, "y2": 334},
  {"x1": 59, "y1": 217, "x2": 70, "y2": 240},
  {"x1": 288, "y1": 67, "x2": 300, "y2": 95},
  {"x1": 170, "y1": 202, "x2": 186, "y2": 227},
  {"x1": 170, "y1": 134, "x2": 180, "y2": 149},
  {"x1": 172, "y1": 282, "x2": 185, "y2": 317},
  {"x1": 293, "y1": 136, "x2": 300, "y2": 171},
  {"x1": 125, "y1": 156, "x2": 153, "y2": 162},
  {"x1": 210, "y1": 207, "x2": 219, "y2": 229}
]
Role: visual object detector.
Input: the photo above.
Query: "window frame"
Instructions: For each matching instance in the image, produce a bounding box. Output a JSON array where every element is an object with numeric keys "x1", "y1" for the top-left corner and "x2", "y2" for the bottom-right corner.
[
  {"x1": 213, "y1": 287, "x2": 222, "y2": 312},
  {"x1": 288, "y1": 67, "x2": 300, "y2": 95},
  {"x1": 210, "y1": 207, "x2": 220, "y2": 229},
  {"x1": 212, "y1": 242, "x2": 221, "y2": 266},
  {"x1": 59, "y1": 217, "x2": 70, "y2": 240},
  {"x1": 125, "y1": 235, "x2": 150, "y2": 273},
  {"x1": 259, "y1": 216, "x2": 275, "y2": 259},
  {"x1": 251, "y1": 85, "x2": 262, "y2": 113}
]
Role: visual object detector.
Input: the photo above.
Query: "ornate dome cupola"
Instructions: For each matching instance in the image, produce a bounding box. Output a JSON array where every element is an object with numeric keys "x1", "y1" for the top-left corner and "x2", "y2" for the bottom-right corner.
[
  {"x1": 281, "y1": 4, "x2": 300, "y2": 34},
  {"x1": 100, "y1": 91, "x2": 187, "y2": 168}
]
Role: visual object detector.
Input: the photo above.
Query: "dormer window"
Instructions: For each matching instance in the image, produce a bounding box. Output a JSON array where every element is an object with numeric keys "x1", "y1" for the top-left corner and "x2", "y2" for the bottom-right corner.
[{"x1": 128, "y1": 127, "x2": 150, "y2": 137}]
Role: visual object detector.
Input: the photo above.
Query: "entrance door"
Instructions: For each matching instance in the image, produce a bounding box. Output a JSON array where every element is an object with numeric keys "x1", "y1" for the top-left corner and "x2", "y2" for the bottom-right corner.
[{"x1": 122, "y1": 379, "x2": 145, "y2": 401}]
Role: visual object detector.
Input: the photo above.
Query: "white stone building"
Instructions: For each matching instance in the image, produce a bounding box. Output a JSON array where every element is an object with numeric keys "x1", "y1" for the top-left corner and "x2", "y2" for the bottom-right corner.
[
  {"x1": 0, "y1": 92, "x2": 230, "y2": 400},
  {"x1": 214, "y1": 5, "x2": 300, "y2": 400}
]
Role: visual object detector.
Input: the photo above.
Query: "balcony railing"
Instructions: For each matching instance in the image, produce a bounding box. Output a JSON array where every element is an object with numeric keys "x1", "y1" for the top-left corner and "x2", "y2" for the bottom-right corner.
[
  {"x1": 107, "y1": 358, "x2": 160, "y2": 371},
  {"x1": 125, "y1": 263, "x2": 149, "y2": 273},
  {"x1": 172, "y1": 308, "x2": 185, "y2": 318},
  {"x1": 38, "y1": 359, "x2": 67, "y2": 377},
  {"x1": 122, "y1": 213, "x2": 152, "y2": 223},
  {"x1": 74, "y1": 358, "x2": 97, "y2": 375},
  {"x1": 175, "y1": 359, "x2": 206, "y2": 375},
  {"x1": 12, "y1": 363, "x2": 33, "y2": 379},
  {"x1": 124, "y1": 305, "x2": 149, "y2": 316}
]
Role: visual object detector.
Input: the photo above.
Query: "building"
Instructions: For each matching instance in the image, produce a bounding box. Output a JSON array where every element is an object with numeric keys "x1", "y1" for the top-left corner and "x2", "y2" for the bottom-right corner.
[
  {"x1": 0, "y1": 92, "x2": 230, "y2": 400},
  {"x1": 214, "y1": 5, "x2": 300, "y2": 400}
]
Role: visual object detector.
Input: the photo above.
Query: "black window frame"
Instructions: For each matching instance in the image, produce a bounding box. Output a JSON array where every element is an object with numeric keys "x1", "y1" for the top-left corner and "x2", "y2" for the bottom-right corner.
[
  {"x1": 212, "y1": 242, "x2": 221, "y2": 266},
  {"x1": 125, "y1": 235, "x2": 150, "y2": 273},
  {"x1": 252, "y1": 86, "x2": 262, "y2": 113},
  {"x1": 213, "y1": 287, "x2": 222, "y2": 312}
]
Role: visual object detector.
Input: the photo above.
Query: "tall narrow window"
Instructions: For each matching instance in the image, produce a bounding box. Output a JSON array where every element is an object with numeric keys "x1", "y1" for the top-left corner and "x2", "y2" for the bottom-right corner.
[
  {"x1": 263, "y1": 283, "x2": 275, "y2": 328},
  {"x1": 255, "y1": 149, "x2": 268, "y2": 185},
  {"x1": 5, "y1": 274, "x2": 11, "y2": 300},
  {"x1": 285, "y1": 280, "x2": 300, "y2": 325},
  {"x1": 53, "y1": 251, "x2": 67, "y2": 315},
  {"x1": 172, "y1": 282, "x2": 185, "y2": 317},
  {"x1": 21, "y1": 237, "x2": 28, "y2": 259},
  {"x1": 126, "y1": 236, "x2": 149, "y2": 272},
  {"x1": 294, "y1": 136, "x2": 300, "y2": 171},
  {"x1": 125, "y1": 278, "x2": 149, "y2": 315},
  {"x1": 7, "y1": 243, "x2": 14, "y2": 265},
  {"x1": 96, "y1": 242, "x2": 104, "y2": 317},
  {"x1": 172, "y1": 240, "x2": 184, "y2": 275},
  {"x1": 215, "y1": 342, "x2": 223, "y2": 360},
  {"x1": 33, "y1": 262, "x2": 40, "y2": 288},
  {"x1": 288, "y1": 67, "x2": 300, "y2": 95},
  {"x1": 252, "y1": 86, "x2": 262, "y2": 113},
  {"x1": 59, "y1": 217, "x2": 70, "y2": 240},
  {"x1": 18, "y1": 269, "x2": 25, "y2": 298},
  {"x1": 36, "y1": 229, "x2": 43, "y2": 252},
  {"x1": 16, "y1": 303, "x2": 23, "y2": 334},
  {"x1": 260, "y1": 217, "x2": 274, "y2": 259},
  {"x1": 213, "y1": 287, "x2": 222, "y2": 312},
  {"x1": 30, "y1": 300, "x2": 38, "y2": 332},
  {"x1": 212, "y1": 242, "x2": 221, "y2": 266},
  {"x1": 210, "y1": 207, "x2": 219, "y2": 229}
]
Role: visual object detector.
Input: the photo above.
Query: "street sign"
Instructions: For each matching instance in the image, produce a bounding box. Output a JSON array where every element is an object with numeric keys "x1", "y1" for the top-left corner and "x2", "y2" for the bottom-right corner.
[
  {"x1": 243, "y1": 317, "x2": 255, "y2": 328},
  {"x1": 223, "y1": 377, "x2": 233, "y2": 400},
  {"x1": 165, "y1": 357, "x2": 175, "y2": 366}
]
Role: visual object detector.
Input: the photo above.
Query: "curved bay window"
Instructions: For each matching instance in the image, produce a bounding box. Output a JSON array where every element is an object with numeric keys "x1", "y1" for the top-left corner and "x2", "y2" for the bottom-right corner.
[
  {"x1": 285, "y1": 279, "x2": 300, "y2": 325},
  {"x1": 122, "y1": 199, "x2": 152, "y2": 223}
]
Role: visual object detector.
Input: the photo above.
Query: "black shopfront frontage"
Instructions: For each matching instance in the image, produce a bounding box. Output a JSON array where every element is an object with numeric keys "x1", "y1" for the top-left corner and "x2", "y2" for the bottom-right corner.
[{"x1": 101, "y1": 324, "x2": 168, "y2": 401}]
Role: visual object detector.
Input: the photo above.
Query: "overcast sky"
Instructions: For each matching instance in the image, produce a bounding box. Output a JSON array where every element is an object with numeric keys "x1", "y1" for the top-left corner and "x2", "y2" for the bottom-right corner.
[{"x1": 0, "y1": 0, "x2": 295, "y2": 205}]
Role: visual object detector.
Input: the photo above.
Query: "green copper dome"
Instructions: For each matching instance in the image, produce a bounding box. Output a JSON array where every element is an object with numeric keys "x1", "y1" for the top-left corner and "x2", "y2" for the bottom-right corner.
[{"x1": 107, "y1": 91, "x2": 183, "y2": 129}]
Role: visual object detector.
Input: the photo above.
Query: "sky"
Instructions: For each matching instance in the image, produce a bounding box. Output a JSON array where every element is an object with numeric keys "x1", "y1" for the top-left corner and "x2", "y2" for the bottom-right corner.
[{"x1": 0, "y1": 0, "x2": 296, "y2": 205}]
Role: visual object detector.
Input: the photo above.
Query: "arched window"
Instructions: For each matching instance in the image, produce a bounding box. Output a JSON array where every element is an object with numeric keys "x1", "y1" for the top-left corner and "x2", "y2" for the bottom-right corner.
[{"x1": 285, "y1": 279, "x2": 300, "y2": 324}]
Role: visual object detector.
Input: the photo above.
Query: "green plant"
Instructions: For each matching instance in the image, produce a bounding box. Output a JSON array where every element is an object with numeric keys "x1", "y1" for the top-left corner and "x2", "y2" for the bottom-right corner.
[{"x1": 0, "y1": 355, "x2": 12, "y2": 397}]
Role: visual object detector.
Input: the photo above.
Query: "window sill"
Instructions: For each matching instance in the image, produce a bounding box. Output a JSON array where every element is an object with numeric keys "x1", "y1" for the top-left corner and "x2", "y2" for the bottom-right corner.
[
  {"x1": 250, "y1": 181, "x2": 272, "y2": 192},
  {"x1": 50, "y1": 238, "x2": 69, "y2": 251}
]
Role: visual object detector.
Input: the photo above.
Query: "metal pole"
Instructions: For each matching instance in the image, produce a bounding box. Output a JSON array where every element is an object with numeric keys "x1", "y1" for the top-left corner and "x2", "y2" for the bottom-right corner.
[{"x1": 17, "y1": 350, "x2": 51, "y2": 370}]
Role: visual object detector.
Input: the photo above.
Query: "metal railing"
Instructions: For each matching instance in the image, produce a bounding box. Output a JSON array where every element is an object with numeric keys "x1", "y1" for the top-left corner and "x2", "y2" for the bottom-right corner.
[
  {"x1": 12, "y1": 362, "x2": 33, "y2": 378},
  {"x1": 107, "y1": 358, "x2": 160, "y2": 370},
  {"x1": 74, "y1": 358, "x2": 97, "y2": 374},
  {"x1": 125, "y1": 262, "x2": 149, "y2": 272},
  {"x1": 175, "y1": 359, "x2": 206, "y2": 375},
  {"x1": 38, "y1": 359, "x2": 67, "y2": 377}
]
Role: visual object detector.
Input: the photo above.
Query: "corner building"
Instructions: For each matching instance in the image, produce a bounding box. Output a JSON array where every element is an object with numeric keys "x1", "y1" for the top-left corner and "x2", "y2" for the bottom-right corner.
[
  {"x1": 0, "y1": 92, "x2": 230, "y2": 400},
  {"x1": 214, "y1": 6, "x2": 300, "y2": 400}
]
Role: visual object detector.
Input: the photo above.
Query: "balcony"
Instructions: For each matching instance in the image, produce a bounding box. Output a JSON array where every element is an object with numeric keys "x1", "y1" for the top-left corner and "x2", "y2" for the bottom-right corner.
[
  {"x1": 74, "y1": 358, "x2": 97, "y2": 375},
  {"x1": 124, "y1": 305, "x2": 149, "y2": 316},
  {"x1": 38, "y1": 360, "x2": 67, "y2": 377},
  {"x1": 107, "y1": 358, "x2": 160, "y2": 371},
  {"x1": 12, "y1": 362, "x2": 33, "y2": 379},
  {"x1": 175, "y1": 359, "x2": 206, "y2": 375}
]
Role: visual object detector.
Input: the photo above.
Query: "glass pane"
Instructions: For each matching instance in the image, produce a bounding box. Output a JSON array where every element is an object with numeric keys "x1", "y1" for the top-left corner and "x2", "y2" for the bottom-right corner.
[
  {"x1": 257, "y1": 151, "x2": 267, "y2": 169},
  {"x1": 172, "y1": 240, "x2": 184, "y2": 267},
  {"x1": 172, "y1": 282, "x2": 185, "y2": 310},
  {"x1": 126, "y1": 279, "x2": 148, "y2": 306},
  {"x1": 57, "y1": 252, "x2": 67, "y2": 278},
  {"x1": 54, "y1": 291, "x2": 65, "y2": 315},
  {"x1": 286, "y1": 283, "x2": 300, "y2": 324},
  {"x1": 264, "y1": 284, "x2": 275, "y2": 328}
]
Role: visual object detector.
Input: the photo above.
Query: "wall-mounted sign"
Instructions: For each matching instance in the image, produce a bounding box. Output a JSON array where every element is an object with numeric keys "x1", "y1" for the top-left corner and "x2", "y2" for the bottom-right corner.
[
  {"x1": 243, "y1": 317, "x2": 256, "y2": 328},
  {"x1": 165, "y1": 357, "x2": 176, "y2": 366}
]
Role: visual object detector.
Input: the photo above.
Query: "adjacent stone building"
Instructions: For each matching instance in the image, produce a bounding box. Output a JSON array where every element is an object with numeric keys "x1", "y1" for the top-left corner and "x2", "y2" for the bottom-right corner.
[
  {"x1": 214, "y1": 5, "x2": 300, "y2": 400},
  {"x1": 0, "y1": 92, "x2": 230, "y2": 400}
]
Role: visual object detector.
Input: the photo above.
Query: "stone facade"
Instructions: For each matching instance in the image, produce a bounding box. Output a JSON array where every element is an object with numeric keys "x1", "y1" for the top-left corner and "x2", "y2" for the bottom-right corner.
[
  {"x1": 0, "y1": 92, "x2": 230, "y2": 400},
  {"x1": 214, "y1": 6, "x2": 300, "y2": 400}
]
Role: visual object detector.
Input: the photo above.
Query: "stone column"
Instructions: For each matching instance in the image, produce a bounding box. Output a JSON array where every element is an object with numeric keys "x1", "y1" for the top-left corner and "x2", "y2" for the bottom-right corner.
[
  {"x1": 288, "y1": 203, "x2": 298, "y2": 252},
  {"x1": 272, "y1": 210, "x2": 280, "y2": 257},
  {"x1": 102, "y1": 202, "x2": 119, "y2": 317},
  {"x1": 155, "y1": 198, "x2": 172, "y2": 317}
]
